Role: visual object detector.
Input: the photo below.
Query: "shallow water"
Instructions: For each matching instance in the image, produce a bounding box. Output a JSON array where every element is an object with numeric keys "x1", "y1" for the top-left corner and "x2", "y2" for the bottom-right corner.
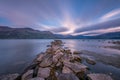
[{"x1": 0, "y1": 39, "x2": 120, "y2": 80}]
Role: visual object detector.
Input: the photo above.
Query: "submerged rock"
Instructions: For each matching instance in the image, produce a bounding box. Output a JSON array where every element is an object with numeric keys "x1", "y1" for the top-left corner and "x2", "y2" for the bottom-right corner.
[
  {"x1": 86, "y1": 58, "x2": 96, "y2": 65},
  {"x1": 0, "y1": 73, "x2": 19, "y2": 80},
  {"x1": 37, "y1": 67, "x2": 50, "y2": 78},
  {"x1": 22, "y1": 70, "x2": 33, "y2": 80},
  {"x1": 73, "y1": 51, "x2": 82, "y2": 54},
  {"x1": 57, "y1": 73, "x2": 79, "y2": 80},
  {"x1": 87, "y1": 73, "x2": 113, "y2": 80}
]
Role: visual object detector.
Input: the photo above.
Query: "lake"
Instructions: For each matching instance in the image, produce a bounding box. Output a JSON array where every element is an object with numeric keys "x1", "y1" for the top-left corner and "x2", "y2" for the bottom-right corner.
[{"x1": 0, "y1": 39, "x2": 120, "y2": 80}]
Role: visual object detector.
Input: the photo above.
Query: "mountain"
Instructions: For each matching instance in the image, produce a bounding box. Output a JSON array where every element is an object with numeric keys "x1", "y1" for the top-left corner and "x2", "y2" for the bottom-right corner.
[
  {"x1": 0, "y1": 26, "x2": 120, "y2": 39},
  {"x1": 0, "y1": 26, "x2": 57, "y2": 39},
  {"x1": 91, "y1": 32, "x2": 120, "y2": 39},
  {"x1": 66, "y1": 32, "x2": 120, "y2": 39}
]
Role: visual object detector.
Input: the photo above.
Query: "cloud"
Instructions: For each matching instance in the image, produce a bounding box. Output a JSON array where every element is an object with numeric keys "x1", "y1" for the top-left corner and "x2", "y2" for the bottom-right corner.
[
  {"x1": 75, "y1": 18, "x2": 120, "y2": 33},
  {"x1": 100, "y1": 8, "x2": 120, "y2": 21},
  {"x1": 73, "y1": 26, "x2": 120, "y2": 36},
  {"x1": 0, "y1": 0, "x2": 120, "y2": 36}
]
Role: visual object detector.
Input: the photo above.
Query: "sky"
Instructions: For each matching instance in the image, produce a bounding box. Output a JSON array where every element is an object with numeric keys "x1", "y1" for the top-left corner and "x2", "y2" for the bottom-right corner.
[{"x1": 0, "y1": 0, "x2": 120, "y2": 36}]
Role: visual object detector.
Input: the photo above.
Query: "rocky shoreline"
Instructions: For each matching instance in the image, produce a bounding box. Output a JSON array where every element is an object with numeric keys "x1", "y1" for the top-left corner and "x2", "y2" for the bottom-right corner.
[{"x1": 0, "y1": 40, "x2": 113, "y2": 80}]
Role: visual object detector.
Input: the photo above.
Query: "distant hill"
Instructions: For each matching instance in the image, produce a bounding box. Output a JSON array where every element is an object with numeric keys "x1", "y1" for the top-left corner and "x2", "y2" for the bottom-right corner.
[
  {"x1": 64, "y1": 32, "x2": 120, "y2": 39},
  {"x1": 0, "y1": 26, "x2": 120, "y2": 39},
  {"x1": 0, "y1": 26, "x2": 57, "y2": 39}
]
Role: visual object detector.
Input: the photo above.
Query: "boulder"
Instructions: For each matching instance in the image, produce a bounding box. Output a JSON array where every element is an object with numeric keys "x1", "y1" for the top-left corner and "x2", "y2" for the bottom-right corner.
[
  {"x1": 22, "y1": 70, "x2": 33, "y2": 80},
  {"x1": 73, "y1": 51, "x2": 82, "y2": 54},
  {"x1": 39, "y1": 54, "x2": 53, "y2": 67},
  {"x1": 37, "y1": 67, "x2": 50, "y2": 78},
  {"x1": 51, "y1": 45, "x2": 60, "y2": 52},
  {"x1": 61, "y1": 54, "x2": 72, "y2": 62},
  {"x1": 62, "y1": 66, "x2": 73, "y2": 74},
  {"x1": 53, "y1": 52, "x2": 63, "y2": 64},
  {"x1": 46, "y1": 48, "x2": 53, "y2": 54},
  {"x1": 87, "y1": 74, "x2": 113, "y2": 80},
  {"x1": 28, "y1": 77, "x2": 45, "y2": 80},
  {"x1": 63, "y1": 61, "x2": 88, "y2": 73},
  {"x1": 86, "y1": 58, "x2": 96, "y2": 65},
  {"x1": 64, "y1": 49, "x2": 72, "y2": 54},
  {"x1": 36, "y1": 54, "x2": 44, "y2": 62},
  {"x1": 70, "y1": 54, "x2": 81, "y2": 62},
  {"x1": 52, "y1": 40, "x2": 63, "y2": 46},
  {"x1": 0, "y1": 73, "x2": 19, "y2": 80},
  {"x1": 57, "y1": 73, "x2": 79, "y2": 80}
]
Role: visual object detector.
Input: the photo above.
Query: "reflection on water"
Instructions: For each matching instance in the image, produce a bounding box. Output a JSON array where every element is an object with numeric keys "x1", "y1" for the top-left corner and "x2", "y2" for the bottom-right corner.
[{"x1": 0, "y1": 39, "x2": 120, "y2": 80}]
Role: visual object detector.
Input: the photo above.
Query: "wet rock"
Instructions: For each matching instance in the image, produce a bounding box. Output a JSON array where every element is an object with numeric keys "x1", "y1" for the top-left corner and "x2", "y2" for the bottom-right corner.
[
  {"x1": 70, "y1": 54, "x2": 82, "y2": 62},
  {"x1": 86, "y1": 58, "x2": 96, "y2": 65},
  {"x1": 22, "y1": 70, "x2": 33, "y2": 80},
  {"x1": 46, "y1": 68, "x2": 57, "y2": 80},
  {"x1": 56, "y1": 61, "x2": 62, "y2": 67},
  {"x1": 36, "y1": 54, "x2": 44, "y2": 62},
  {"x1": 37, "y1": 67, "x2": 50, "y2": 78},
  {"x1": 61, "y1": 54, "x2": 72, "y2": 62},
  {"x1": 39, "y1": 54, "x2": 53, "y2": 67},
  {"x1": 46, "y1": 48, "x2": 53, "y2": 54},
  {"x1": 53, "y1": 52, "x2": 63, "y2": 64},
  {"x1": 47, "y1": 45, "x2": 51, "y2": 47},
  {"x1": 0, "y1": 73, "x2": 19, "y2": 80},
  {"x1": 28, "y1": 77, "x2": 45, "y2": 80},
  {"x1": 73, "y1": 51, "x2": 82, "y2": 54},
  {"x1": 64, "y1": 49, "x2": 72, "y2": 54},
  {"x1": 57, "y1": 73, "x2": 79, "y2": 80},
  {"x1": 51, "y1": 45, "x2": 60, "y2": 52},
  {"x1": 63, "y1": 61, "x2": 88, "y2": 73},
  {"x1": 87, "y1": 73, "x2": 113, "y2": 80},
  {"x1": 52, "y1": 40, "x2": 63, "y2": 46},
  {"x1": 62, "y1": 66, "x2": 73, "y2": 73}
]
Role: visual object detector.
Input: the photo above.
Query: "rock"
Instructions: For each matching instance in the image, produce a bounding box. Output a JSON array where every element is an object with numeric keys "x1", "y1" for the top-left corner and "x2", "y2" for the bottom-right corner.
[
  {"x1": 61, "y1": 54, "x2": 72, "y2": 62},
  {"x1": 65, "y1": 49, "x2": 72, "y2": 54},
  {"x1": 63, "y1": 61, "x2": 88, "y2": 73},
  {"x1": 46, "y1": 48, "x2": 53, "y2": 54},
  {"x1": 53, "y1": 40, "x2": 63, "y2": 45},
  {"x1": 36, "y1": 53, "x2": 44, "y2": 62},
  {"x1": 37, "y1": 67, "x2": 50, "y2": 78},
  {"x1": 0, "y1": 73, "x2": 19, "y2": 80},
  {"x1": 47, "y1": 45, "x2": 51, "y2": 47},
  {"x1": 57, "y1": 73, "x2": 79, "y2": 80},
  {"x1": 70, "y1": 54, "x2": 81, "y2": 62},
  {"x1": 73, "y1": 51, "x2": 82, "y2": 54},
  {"x1": 39, "y1": 54, "x2": 53, "y2": 67},
  {"x1": 28, "y1": 77, "x2": 45, "y2": 80},
  {"x1": 22, "y1": 70, "x2": 33, "y2": 80},
  {"x1": 53, "y1": 52, "x2": 63, "y2": 64},
  {"x1": 86, "y1": 58, "x2": 96, "y2": 65},
  {"x1": 62, "y1": 66, "x2": 73, "y2": 73},
  {"x1": 51, "y1": 45, "x2": 60, "y2": 52},
  {"x1": 87, "y1": 73, "x2": 113, "y2": 80}
]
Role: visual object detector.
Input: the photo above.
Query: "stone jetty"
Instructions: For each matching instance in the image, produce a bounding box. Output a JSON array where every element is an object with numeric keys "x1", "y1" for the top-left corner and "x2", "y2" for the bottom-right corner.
[{"x1": 0, "y1": 40, "x2": 113, "y2": 80}]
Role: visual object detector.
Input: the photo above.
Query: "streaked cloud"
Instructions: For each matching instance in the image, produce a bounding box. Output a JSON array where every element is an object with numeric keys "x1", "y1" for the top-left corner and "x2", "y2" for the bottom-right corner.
[
  {"x1": 73, "y1": 26, "x2": 120, "y2": 36},
  {"x1": 0, "y1": 0, "x2": 120, "y2": 36},
  {"x1": 100, "y1": 8, "x2": 120, "y2": 21}
]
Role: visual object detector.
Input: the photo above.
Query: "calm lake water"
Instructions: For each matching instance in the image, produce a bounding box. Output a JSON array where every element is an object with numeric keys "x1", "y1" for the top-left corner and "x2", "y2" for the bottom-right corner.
[{"x1": 0, "y1": 39, "x2": 120, "y2": 80}]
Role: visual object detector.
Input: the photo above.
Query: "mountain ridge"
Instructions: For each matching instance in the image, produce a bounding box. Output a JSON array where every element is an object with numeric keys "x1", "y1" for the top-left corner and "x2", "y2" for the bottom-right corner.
[{"x1": 0, "y1": 26, "x2": 120, "y2": 39}]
